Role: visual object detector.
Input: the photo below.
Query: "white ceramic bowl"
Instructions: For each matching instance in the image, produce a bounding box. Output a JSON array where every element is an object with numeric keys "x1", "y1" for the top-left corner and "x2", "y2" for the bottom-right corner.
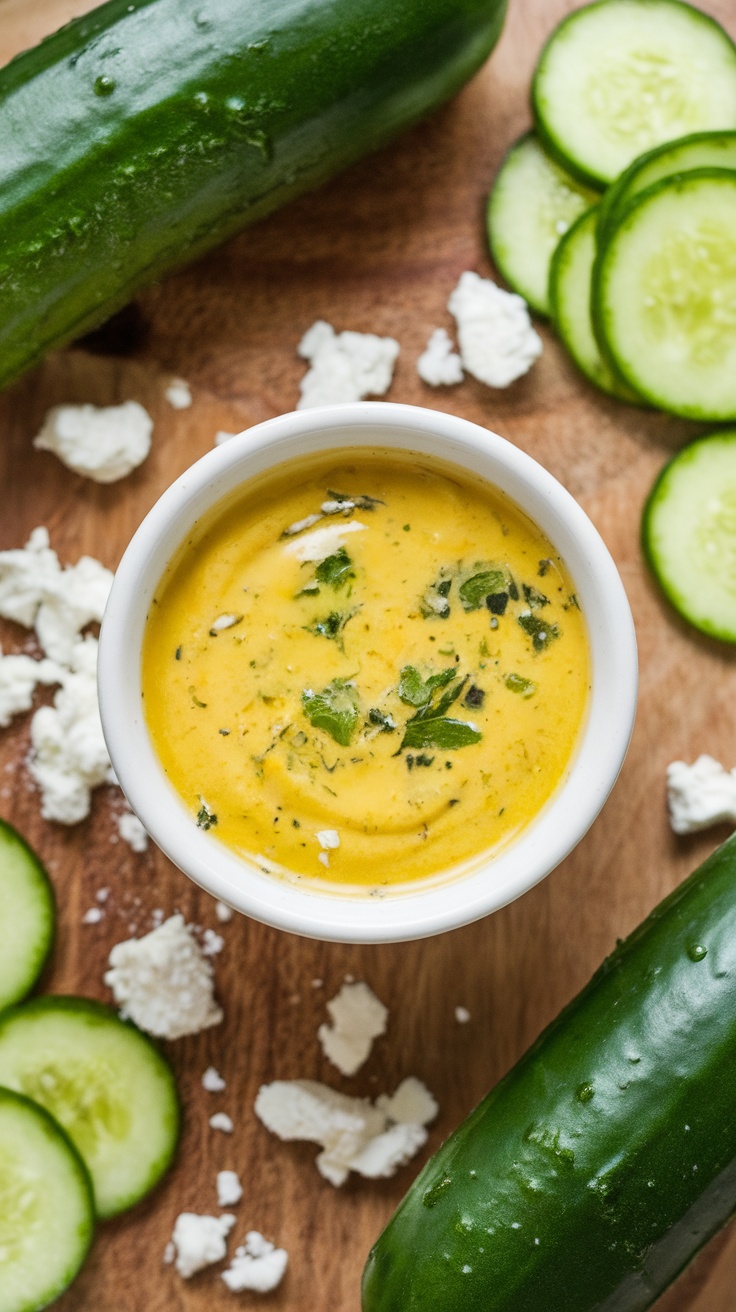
[{"x1": 98, "y1": 402, "x2": 637, "y2": 943}]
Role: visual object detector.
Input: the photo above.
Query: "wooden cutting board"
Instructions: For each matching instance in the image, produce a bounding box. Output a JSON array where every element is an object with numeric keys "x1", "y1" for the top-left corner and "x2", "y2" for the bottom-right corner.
[{"x1": 1, "y1": 1, "x2": 736, "y2": 1308}]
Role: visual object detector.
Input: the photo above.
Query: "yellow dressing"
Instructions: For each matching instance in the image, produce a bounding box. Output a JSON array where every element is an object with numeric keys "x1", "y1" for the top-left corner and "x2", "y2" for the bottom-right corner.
[{"x1": 142, "y1": 450, "x2": 590, "y2": 890}]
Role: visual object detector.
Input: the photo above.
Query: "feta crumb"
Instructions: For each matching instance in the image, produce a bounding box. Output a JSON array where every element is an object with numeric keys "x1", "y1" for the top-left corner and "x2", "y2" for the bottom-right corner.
[
  {"x1": 448, "y1": 271, "x2": 542, "y2": 388},
  {"x1": 117, "y1": 809, "x2": 149, "y2": 853},
  {"x1": 82, "y1": 906, "x2": 104, "y2": 925},
  {"x1": 165, "y1": 378, "x2": 192, "y2": 410},
  {"x1": 297, "y1": 320, "x2": 399, "y2": 409},
  {"x1": 168, "y1": 1212, "x2": 236, "y2": 1279},
  {"x1": 202, "y1": 928, "x2": 224, "y2": 956},
  {"x1": 0, "y1": 527, "x2": 60, "y2": 627},
  {"x1": 105, "y1": 913, "x2": 223, "y2": 1039},
  {"x1": 222, "y1": 1231, "x2": 288, "y2": 1294},
  {"x1": 0, "y1": 646, "x2": 60, "y2": 729},
  {"x1": 455, "y1": 1006, "x2": 471, "y2": 1024},
  {"x1": 34, "y1": 402, "x2": 153, "y2": 483},
  {"x1": 316, "y1": 829, "x2": 340, "y2": 850},
  {"x1": 163, "y1": 1240, "x2": 175, "y2": 1265},
  {"x1": 202, "y1": 1066, "x2": 226, "y2": 1093},
  {"x1": 417, "y1": 328, "x2": 464, "y2": 387},
  {"x1": 318, "y1": 851, "x2": 330, "y2": 868},
  {"x1": 210, "y1": 1112, "x2": 234, "y2": 1134},
  {"x1": 35, "y1": 554, "x2": 113, "y2": 666},
  {"x1": 666, "y1": 755, "x2": 736, "y2": 833},
  {"x1": 282, "y1": 512, "x2": 323, "y2": 538},
  {"x1": 216, "y1": 1170, "x2": 243, "y2": 1208},
  {"x1": 96, "y1": 887, "x2": 110, "y2": 903},
  {"x1": 214, "y1": 430, "x2": 238, "y2": 446},
  {"x1": 215, "y1": 900, "x2": 233, "y2": 923},
  {"x1": 283, "y1": 520, "x2": 367, "y2": 563},
  {"x1": 29, "y1": 638, "x2": 111, "y2": 824},
  {"x1": 209, "y1": 612, "x2": 241, "y2": 634},
  {"x1": 318, "y1": 981, "x2": 388, "y2": 1077},
  {"x1": 376, "y1": 1077, "x2": 439, "y2": 1127},
  {"x1": 255, "y1": 1076, "x2": 436, "y2": 1187}
]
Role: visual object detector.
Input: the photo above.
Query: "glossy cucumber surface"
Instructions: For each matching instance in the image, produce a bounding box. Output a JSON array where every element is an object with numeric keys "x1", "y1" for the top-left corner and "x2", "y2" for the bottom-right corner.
[
  {"x1": 0, "y1": 0, "x2": 507, "y2": 390},
  {"x1": 363, "y1": 832, "x2": 736, "y2": 1312}
]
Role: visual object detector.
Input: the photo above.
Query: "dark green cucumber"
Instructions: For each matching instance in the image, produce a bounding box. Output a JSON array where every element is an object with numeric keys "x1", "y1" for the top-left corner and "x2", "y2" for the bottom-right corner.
[
  {"x1": 0, "y1": 819, "x2": 55, "y2": 1012},
  {"x1": 363, "y1": 832, "x2": 736, "y2": 1312},
  {"x1": 0, "y1": 0, "x2": 506, "y2": 391}
]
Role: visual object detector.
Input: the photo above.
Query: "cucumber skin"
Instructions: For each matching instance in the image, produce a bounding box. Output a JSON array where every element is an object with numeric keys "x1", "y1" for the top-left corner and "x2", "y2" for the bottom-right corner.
[
  {"x1": 363, "y1": 832, "x2": 736, "y2": 1312},
  {"x1": 0, "y1": 0, "x2": 506, "y2": 392},
  {"x1": 0, "y1": 819, "x2": 55, "y2": 1012}
]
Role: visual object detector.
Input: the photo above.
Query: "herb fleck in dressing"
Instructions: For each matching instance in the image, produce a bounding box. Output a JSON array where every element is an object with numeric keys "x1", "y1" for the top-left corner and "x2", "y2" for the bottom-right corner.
[{"x1": 142, "y1": 451, "x2": 590, "y2": 887}]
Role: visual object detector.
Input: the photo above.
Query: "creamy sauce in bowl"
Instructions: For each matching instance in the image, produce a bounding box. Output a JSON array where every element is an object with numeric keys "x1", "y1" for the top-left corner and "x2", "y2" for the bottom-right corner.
[{"x1": 142, "y1": 449, "x2": 590, "y2": 889}]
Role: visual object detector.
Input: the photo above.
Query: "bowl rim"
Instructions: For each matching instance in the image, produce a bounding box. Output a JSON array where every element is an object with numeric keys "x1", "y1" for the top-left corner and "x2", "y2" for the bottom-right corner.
[{"x1": 98, "y1": 401, "x2": 638, "y2": 943}]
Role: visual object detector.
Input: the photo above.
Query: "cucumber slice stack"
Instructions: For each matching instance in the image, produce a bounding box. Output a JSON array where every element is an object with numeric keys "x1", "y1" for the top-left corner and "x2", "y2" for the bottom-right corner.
[
  {"x1": 487, "y1": 1, "x2": 736, "y2": 420},
  {"x1": 0, "y1": 818, "x2": 181, "y2": 1306}
]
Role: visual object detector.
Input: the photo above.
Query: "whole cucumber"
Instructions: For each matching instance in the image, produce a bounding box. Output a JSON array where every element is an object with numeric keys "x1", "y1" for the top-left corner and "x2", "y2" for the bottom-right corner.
[
  {"x1": 363, "y1": 833, "x2": 736, "y2": 1311},
  {"x1": 0, "y1": 0, "x2": 506, "y2": 391}
]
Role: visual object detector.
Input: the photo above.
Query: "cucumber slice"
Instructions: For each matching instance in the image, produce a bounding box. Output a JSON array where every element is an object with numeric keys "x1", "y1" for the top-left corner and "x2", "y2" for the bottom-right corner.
[
  {"x1": 533, "y1": 0, "x2": 736, "y2": 187},
  {"x1": 0, "y1": 821, "x2": 55, "y2": 1014},
  {"x1": 487, "y1": 132, "x2": 599, "y2": 316},
  {"x1": 593, "y1": 169, "x2": 736, "y2": 419},
  {"x1": 598, "y1": 129, "x2": 736, "y2": 245},
  {"x1": 0, "y1": 998, "x2": 179, "y2": 1218},
  {"x1": 549, "y1": 205, "x2": 640, "y2": 401},
  {"x1": 0, "y1": 1088, "x2": 94, "y2": 1312},
  {"x1": 643, "y1": 429, "x2": 736, "y2": 641}
]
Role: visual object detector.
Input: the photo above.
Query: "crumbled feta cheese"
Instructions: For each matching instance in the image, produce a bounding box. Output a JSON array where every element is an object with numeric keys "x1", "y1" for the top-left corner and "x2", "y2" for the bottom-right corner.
[
  {"x1": 203, "y1": 1066, "x2": 227, "y2": 1093},
  {"x1": 666, "y1": 755, "x2": 736, "y2": 834},
  {"x1": 215, "y1": 900, "x2": 233, "y2": 923},
  {"x1": 28, "y1": 637, "x2": 110, "y2": 824},
  {"x1": 202, "y1": 928, "x2": 224, "y2": 956},
  {"x1": 96, "y1": 887, "x2": 110, "y2": 903},
  {"x1": 282, "y1": 512, "x2": 323, "y2": 538},
  {"x1": 216, "y1": 1170, "x2": 243, "y2": 1208},
  {"x1": 222, "y1": 1232, "x2": 288, "y2": 1294},
  {"x1": 297, "y1": 320, "x2": 399, "y2": 409},
  {"x1": 105, "y1": 913, "x2": 223, "y2": 1039},
  {"x1": 417, "y1": 328, "x2": 464, "y2": 387},
  {"x1": 214, "y1": 430, "x2": 238, "y2": 446},
  {"x1": 117, "y1": 809, "x2": 149, "y2": 853},
  {"x1": 168, "y1": 1212, "x2": 236, "y2": 1278},
  {"x1": 34, "y1": 402, "x2": 153, "y2": 483},
  {"x1": 0, "y1": 646, "x2": 60, "y2": 729},
  {"x1": 210, "y1": 1112, "x2": 234, "y2": 1134},
  {"x1": 448, "y1": 271, "x2": 542, "y2": 388},
  {"x1": 0, "y1": 527, "x2": 62, "y2": 628},
  {"x1": 82, "y1": 906, "x2": 104, "y2": 925},
  {"x1": 283, "y1": 521, "x2": 367, "y2": 563},
  {"x1": 209, "y1": 612, "x2": 241, "y2": 633},
  {"x1": 376, "y1": 1077, "x2": 439, "y2": 1127},
  {"x1": 34, "y1": 554, "x2": 113, "y2": 666},
  {"x1": 255, "y1": 1076, "x2": 436, "y2": 1187},
  {"x1": 165, "y1": 378, "x2": 192, "y2": 410},
  {"x1": 317, "y1": 851, "x2": 330, "y2": 867},
  {"x1": 455, "y1": 1005, "x2": 471, "y2": 1024},
  {"x1": 316, "y1": 829, "x2": 340, "y2": 850},
  {"x1": 318, "y1": 981, "x2": 387, "y2": 1077}
]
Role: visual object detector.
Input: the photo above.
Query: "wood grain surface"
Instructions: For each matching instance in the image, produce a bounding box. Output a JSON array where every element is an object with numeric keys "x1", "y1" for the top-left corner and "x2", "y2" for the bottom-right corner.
[{"x1": 1, "y1": 1, "x2": 736, "y2": 1309}]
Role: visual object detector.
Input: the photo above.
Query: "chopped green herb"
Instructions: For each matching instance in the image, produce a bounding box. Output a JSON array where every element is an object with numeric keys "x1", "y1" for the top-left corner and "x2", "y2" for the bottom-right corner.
[
  {"x1": 398, "y1": 665, "x2": 456, "y2": 708},
  {"x1": 538, "y1": 558, "x2": 553, "y2": 577},
  {"x1": 297, "y1": 580, "x2": 320, "y2": 596},
  {"x1": 326, "y1": 490, "x2": 384, "y2": 511},
  {"x1": 402, "y1": 718, "x2": 482, "y2": 750},
  {"x1": 420, "y1": 570, "x2": 453, "y2": 619},
  {"x1": 508, "y1": 578, "x2": 520, "y2": 601},
  {"x1": 175, "y1": 645, "x2": 182, "y2": 661},
  {"x1": 464, "y1": 684, "x2": 485, "y2": 709},
  {"x1": 196, "y1": 799, "x2": 218, "y2": 830},
  {"x1": 522, "y1": 583, "x2": 549, "y2": 609},
  {"x1": 305, "y1": 610, "x2": 355, "y2": 643},
  {"x1": 302, "y1": 679, "x2": 360, "y2": 747},
  {"x1": 459, "y1": 568, "x2": 505, "y2": 612},
  {"x1": 218, "y1": 728, "x2": 231, "y2": 736},
  {"x1": 405, "y1": 752, "x2": 435, "y2": 770},
  {"x1": 518, "y1": 612, "x2": 560, "y2": 651},
  {"x1": 403, "y1": 524, "x2": 411, "y2": 532},
  {"x1": 479, "y1": 637, "x2": 490, "y2": 658},
  {"x1": 292, "y1": 818, "x2": 300, "y2": 828},
  {"x1": 486, "y1": 592, "x2": 508, "y2": 616},
  {"x1": 189, "y1": 686, "x2": 207, "y2": 709},
  {"x1": 314, "y1": 547, "x2": 355, "y2": 591},
  {"x1": 368, "y1": 708, "x2": 396, "y2": 733},
  {"x1": 566, "y1": 593, "x2": 581, "y2": 610},
  {"x1": 505, "y1": 673, "x2": 536, "y2": 697}
]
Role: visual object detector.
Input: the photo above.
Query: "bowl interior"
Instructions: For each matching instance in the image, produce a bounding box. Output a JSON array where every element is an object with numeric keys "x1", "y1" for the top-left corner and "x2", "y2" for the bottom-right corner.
[{"x1": 98, "y1": 403, "x2": 638, "y2": 943}]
